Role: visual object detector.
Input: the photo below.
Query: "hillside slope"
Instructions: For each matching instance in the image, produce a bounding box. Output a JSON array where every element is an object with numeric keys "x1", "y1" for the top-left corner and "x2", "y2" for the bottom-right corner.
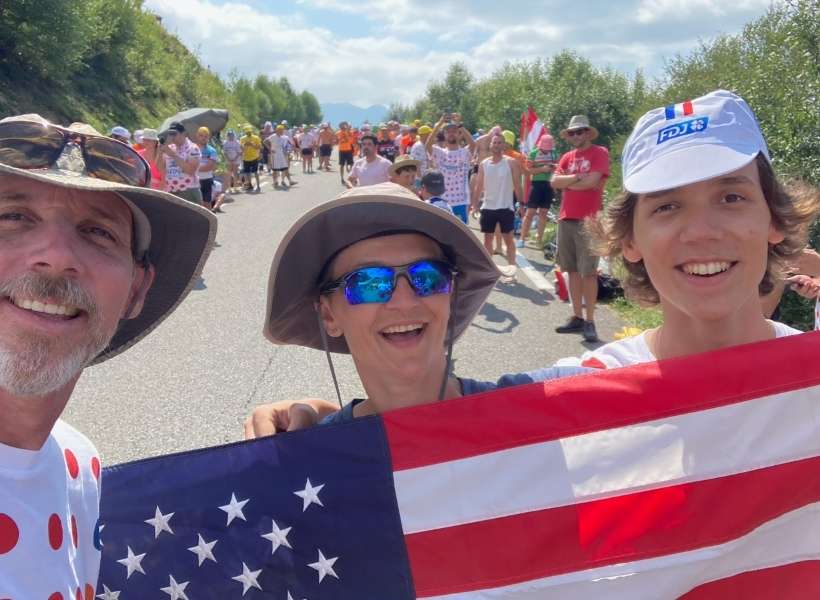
[{"x1": 0, "y1": 0, "x2": 248, "y2": 132}]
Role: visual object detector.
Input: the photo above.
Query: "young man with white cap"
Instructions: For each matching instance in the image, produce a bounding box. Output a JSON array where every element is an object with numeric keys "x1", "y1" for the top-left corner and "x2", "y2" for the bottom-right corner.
[
  {"x1": 425, "y1": 114, "x2": 476, "y2": 225},
  {"x1": 243, "y1": 89, "x2": 817, "y2": 434},
  {"x1": 551, "y1": 115, "x2": 609, "y2": 343},
  {"x1": 0, "y1": 114, "x2": 215, "y2": 596},
  {"x1": 559, "y1": 89, "x2": 816, "y2": 369}
]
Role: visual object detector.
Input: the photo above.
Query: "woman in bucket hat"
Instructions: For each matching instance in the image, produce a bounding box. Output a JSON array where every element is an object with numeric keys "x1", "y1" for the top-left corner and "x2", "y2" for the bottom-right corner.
[{"x1": 263, "y1": 182, "x2": 503, "y2": 423}]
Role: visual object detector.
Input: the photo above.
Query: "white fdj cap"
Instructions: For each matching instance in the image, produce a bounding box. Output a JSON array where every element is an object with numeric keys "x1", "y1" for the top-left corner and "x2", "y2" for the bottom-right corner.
[{"x1": 622, "y1": 89, "x2": 770, "y2": 194}]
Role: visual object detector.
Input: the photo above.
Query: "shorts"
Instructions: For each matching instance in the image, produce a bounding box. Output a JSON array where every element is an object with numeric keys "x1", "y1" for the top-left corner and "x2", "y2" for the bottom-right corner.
[
  {"x1": 480, "y1": 208, "x2": 515, "y2": 234},
  {"x1": 527, "y1": 180, "x2": 554, "y2": 209},
  {"x1": 242, "y1": 159, "x2": 259, "y2": 174},
  {"x1": 199, "y1": 177, "x2": 213, "y2": 204},
  {"x1": 339, "y1": 150, "x2": 354, "y2": 166},
  {"x1": 320, "y1": 144, "x2": 332, "y2": 157},
  {"x1": 557, "y1": 219, "x2": 600, "y2": 275},
  {"x1": 301, "y1": 148, "x2": 314, "y2": 157},
  {"x1": 451, "y1": 204, "x2": 468, "y2": 224},
  {"x1": 172, "y1": 186, "x2": 203, "y2": 205},
  {"x1": 272, "y1": 167, "x2": 288, "y2": 172}
]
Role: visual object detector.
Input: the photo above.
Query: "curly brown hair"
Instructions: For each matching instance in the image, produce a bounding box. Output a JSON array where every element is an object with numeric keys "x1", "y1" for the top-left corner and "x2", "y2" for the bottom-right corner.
[{"x1": 588, "y1": 154, "x2": 819, "y2": 306}]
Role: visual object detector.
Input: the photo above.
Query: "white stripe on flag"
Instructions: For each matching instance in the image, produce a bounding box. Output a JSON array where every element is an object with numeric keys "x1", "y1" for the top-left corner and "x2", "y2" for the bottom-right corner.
[
  {"x1": 395, "y1": 385, "x2": 820, "y2": 535},
  {"x1": 421, "y1": 502, "x2": 820, "y2": 599}
]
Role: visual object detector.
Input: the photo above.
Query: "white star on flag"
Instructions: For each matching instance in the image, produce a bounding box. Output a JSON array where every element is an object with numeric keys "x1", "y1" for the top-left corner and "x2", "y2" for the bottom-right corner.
[
  {"x1": 116, "y1": 546, "x2": 146, "y2": 579},
  {"x1": 232, "y1": 562, "x2": 263, "y2": 596},
  {"x1": 261, "y1": 519, "x2": 292, "y2": 555},
  {"x1": 96, "y1": 584, "x2": 121, "y2": 600},
  {"x1": 145, "y1": 505, "x2": 174, "y2": 538},
  {"x1": 219, "y1": 492, "x2": 249, "y2": 526},
  {"x1": 160, "y1": 574, "x2": 190, "y2": 600},
  {"x1": 308, "y1": 549, "x2": 339, "y2": 582},
  {"x1": 187, "y1": 533, "x2": 218, "y2": 566},
  {"x1": 294, "y1": 478, "x2": 324, "y2": 512},
  {"x1": 287, "y1": 592, "x2": 308, "y2": 600}
]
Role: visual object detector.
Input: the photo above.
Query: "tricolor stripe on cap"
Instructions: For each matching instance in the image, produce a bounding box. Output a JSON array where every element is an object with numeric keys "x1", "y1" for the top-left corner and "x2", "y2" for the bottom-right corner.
[{"x1": 665, "y1": 100, "x2": 694, "y2": 120}]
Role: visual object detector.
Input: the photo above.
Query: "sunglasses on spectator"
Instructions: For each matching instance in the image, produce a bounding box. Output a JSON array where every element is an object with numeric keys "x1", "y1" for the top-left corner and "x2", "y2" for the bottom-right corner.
[
  {"x1": 320, "y1": 259, "x2": 457, "y2": 305},
  {"x1": 567, "y1": 128, "x2": 589, "y2": 137},
  {"x1": 0, "y1": 120, "x2": 151, "y2": 187}
]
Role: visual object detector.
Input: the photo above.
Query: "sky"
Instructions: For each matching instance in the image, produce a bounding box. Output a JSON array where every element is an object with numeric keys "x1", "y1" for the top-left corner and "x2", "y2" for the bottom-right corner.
[{"x1": 144, "y1": 0, "x2": 773, "y2": 108}]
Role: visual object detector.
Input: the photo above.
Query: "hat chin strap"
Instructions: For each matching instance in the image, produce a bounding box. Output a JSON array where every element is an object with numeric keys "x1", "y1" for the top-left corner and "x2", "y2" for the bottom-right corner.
[
  {"x1": 438, "y1": 279, "x2": 458, "y2": 402},
  {"x1": 316, "y1": 310, "x2": 344, "y2": 409}
]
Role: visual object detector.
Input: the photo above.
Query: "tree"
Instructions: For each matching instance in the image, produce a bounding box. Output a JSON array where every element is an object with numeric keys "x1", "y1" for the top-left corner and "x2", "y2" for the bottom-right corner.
[{"x1": 300, "y1": 90, "x2": 322, "y2": 124}]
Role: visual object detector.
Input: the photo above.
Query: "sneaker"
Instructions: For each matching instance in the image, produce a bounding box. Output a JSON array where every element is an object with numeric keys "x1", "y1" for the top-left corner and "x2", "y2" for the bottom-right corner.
[
  {"x1": 555, "y1": 316, "x2": 585, "y2": 334},
  {"x1": 582, "y1": 320, "x2": 599, "y2": 343},
  {"x1": 515, "y1": 239, "x2": 524, "y2": 248}
]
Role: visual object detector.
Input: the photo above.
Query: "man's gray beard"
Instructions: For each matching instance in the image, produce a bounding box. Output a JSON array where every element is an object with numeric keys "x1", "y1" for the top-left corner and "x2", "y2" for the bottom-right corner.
[{"x1": 0, "y1": 273, "x2": 112, "y2": 397}]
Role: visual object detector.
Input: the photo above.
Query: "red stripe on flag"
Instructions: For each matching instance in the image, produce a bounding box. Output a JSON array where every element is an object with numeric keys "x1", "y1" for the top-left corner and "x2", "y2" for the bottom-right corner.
[
  {"x1": 406, "y1": 456, "x2": 820, "y2": 596},
  {"x1": 683, "y1": 100, "x2": 694, "y2": 115},
  {"x1": 384, "y1": 332, "x2": 819, "y2": 471},
  {"x1": 680, "y1": 560, "x2": 820, "y2": 599}
]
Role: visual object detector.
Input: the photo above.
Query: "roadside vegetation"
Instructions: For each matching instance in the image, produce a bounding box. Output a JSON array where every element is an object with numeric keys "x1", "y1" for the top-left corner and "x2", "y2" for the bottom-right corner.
[
  {"x1": 392, "y1": 0, "x2": 818, "y2": 329},
  {"x1": 0, "y1": 0, "x2": 321, "y2": 133}
]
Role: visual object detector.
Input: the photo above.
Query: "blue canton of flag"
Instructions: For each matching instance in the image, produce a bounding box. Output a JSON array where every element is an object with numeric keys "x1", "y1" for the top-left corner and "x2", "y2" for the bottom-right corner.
[{"x1": 96, "y1": 418, "x2": 415, "y2": 599}]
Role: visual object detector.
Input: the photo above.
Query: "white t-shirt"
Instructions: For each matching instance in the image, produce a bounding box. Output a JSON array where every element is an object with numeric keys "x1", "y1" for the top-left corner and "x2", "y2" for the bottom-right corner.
[
  {"x1": 0, "y1": 420, "x2": 101, "y2": 598},
  {"x1": 222, "y1": 139, "x2": 241, "y2": 162},
  {"x1": 350, "y1": 155, "x2": 391, "y2": 186},
  {"x1": 556, "y1": 320, "x2": 802, "y2": 369},
  {"x1": 431, "y1": 146, "x2": 472, "y2": 206},
  {"x1": 409, "y1": 140, "x2": 429, "y2": 175}
]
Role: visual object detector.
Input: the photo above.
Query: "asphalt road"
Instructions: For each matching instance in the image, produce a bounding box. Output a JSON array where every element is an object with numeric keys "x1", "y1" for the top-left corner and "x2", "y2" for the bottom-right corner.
[{"x1": 63, "y1": 167, "x2": 622, "y2": 464}]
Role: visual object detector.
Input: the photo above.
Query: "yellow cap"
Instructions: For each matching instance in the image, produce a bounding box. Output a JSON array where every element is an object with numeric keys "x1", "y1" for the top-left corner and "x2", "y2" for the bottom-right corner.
[
  {"x1": 197, "y1": 126, "x2": 210, "y2": 136},
  {"x1": 418, "y1": 125, "x2": 433, "y2": 136},
  {"x1": 502, "y1": 130, "x2": 515, "y2": 146},
  {"x1": 243, "y1": 125, "x2": 253, "y2": 133}
]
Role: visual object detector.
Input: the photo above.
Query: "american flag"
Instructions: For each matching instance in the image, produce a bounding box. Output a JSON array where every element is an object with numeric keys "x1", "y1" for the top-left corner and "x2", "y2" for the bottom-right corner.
[{"x1": 97, "y1": 331, "x2": 820, "y2": 599}]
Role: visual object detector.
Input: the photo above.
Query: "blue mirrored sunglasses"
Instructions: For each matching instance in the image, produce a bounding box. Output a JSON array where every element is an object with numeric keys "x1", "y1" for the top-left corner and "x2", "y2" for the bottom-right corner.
[{"x1": 320, "y1": 259, "x2": 457, "y2": 305}]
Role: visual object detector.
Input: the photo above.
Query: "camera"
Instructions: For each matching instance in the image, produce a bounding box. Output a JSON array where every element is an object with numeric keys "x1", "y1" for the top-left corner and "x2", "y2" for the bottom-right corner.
[{"x1": 159, "y1": 135, "x2": 166, "y2": 145}]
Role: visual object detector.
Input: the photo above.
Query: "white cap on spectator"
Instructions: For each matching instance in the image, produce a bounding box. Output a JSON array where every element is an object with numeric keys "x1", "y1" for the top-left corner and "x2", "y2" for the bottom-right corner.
[
  {"x1": 110, "y1": 125, "x2": 131, "y2": 139},
  {"x1": 622, "y1": 89, "x2": 770, "y2": 194}
]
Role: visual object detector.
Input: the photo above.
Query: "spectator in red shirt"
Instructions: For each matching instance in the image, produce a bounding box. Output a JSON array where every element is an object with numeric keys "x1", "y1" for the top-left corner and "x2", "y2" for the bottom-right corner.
[{"x1": 551, "y1": 115, "x2": 610, "y2": 342}]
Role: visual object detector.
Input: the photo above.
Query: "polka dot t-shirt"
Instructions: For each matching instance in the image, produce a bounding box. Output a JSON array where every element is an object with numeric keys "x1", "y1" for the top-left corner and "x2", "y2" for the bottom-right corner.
[{"x1": 0, "y1": 420, "x2": 101, "y2": 599}]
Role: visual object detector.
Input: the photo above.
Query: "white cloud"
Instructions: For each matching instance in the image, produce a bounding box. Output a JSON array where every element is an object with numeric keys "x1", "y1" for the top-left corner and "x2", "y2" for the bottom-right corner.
[
  {"x1": 146, "y1": 0, "x2": 769, "y2": 107},
  {"x1": 635, "y1": 0, "x2": 770, "y2": 24}
]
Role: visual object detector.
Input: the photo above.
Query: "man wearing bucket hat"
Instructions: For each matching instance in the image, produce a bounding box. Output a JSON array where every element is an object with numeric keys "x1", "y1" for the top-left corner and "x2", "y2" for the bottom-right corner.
[
  {"x1": 0, "y1": 114, "x2": 215, "y2": 596},
  {"x1": 551, "y1": 114, "x2": 610, "y2": 343},
  {"x1": 388, "y1": 154, "x2": 420, "y2": 190}
]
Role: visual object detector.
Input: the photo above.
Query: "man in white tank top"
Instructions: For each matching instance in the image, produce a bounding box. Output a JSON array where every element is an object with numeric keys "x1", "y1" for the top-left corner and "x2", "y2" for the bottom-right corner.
[{"x1": 471, "y1": 133, "x2": 524, "y2": 268}]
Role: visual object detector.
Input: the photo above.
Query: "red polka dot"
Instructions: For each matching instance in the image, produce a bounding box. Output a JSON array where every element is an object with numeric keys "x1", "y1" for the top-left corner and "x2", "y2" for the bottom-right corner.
[
  {"x1": 64, "y1": 449, "x2": 79, "y2": 479},
  {"x1": 0, "y1": 513, "x2": 19, "y2": 554},
  {"x1": 90, "y1": 457, "x2": 101, "y2": 480},
  {"x1": 84, "y1": 584, "x2": 94, "y2": 600},
  {"x1": 70, "y1": 515, "x2": 78, "y2": 548},
  {"x1": 48, "y1": 513, "x2": 63, "y2": 550},
  {"x1": 48, "y1": 594, "x2": 63, "y2": 600}
]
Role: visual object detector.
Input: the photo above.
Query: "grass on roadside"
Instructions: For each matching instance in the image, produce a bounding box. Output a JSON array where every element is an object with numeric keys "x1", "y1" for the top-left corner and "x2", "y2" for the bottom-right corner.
[{"x1": 608, "y1": 296, "x2": 664, "y2": 330}]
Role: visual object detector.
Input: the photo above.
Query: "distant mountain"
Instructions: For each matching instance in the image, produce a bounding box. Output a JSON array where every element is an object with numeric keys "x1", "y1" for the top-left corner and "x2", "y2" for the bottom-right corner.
[{"x1": 320, "y1": 102, "x2": 389, "y2": 127}]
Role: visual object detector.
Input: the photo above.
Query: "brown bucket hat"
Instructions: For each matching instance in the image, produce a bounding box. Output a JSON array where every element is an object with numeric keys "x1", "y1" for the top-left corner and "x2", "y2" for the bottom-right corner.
[
  {"x1": 0, "y1": 114, "x2": 217, "y2": 364},
  {"x1": 264, "y1": 182, "x2": 500, "y2": 353}
]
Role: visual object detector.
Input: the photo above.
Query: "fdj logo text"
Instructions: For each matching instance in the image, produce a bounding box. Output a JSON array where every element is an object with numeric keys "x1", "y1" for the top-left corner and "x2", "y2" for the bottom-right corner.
[{"x1": 657, "y1": 116, "x2": 710, "y2": 144}]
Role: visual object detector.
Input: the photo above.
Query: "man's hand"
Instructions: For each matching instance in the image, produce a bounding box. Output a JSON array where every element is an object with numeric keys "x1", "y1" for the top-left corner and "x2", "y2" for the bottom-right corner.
[
  {"x1": 787, "y1": 275, "x2": 820, "y2": 299},
  {"x1": 243, "y1": 399, "x2": 334, "y2": 439}
]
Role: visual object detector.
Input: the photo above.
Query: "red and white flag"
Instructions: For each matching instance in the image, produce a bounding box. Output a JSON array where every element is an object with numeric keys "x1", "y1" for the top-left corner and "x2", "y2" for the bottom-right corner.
[
  {"x1": 386, "y1": 331, "x2": 820, "y2": 598},
  {"x1": 520, "y1": 106, "x2": 545, "y2": 154}
]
